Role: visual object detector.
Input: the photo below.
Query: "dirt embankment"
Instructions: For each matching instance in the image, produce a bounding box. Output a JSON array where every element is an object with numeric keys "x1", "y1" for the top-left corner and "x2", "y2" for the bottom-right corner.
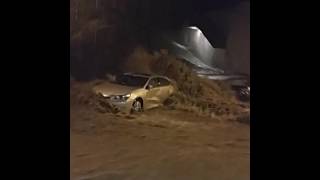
[{"x1": 120, "y1": 47, "x2": 249, "y2": 122}]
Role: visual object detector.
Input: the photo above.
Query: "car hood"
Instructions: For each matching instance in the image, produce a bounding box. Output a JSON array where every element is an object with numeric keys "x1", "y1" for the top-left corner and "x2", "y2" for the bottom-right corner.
[{"x1": 93, "y1": 82, "x2": 139, "y2": 96}]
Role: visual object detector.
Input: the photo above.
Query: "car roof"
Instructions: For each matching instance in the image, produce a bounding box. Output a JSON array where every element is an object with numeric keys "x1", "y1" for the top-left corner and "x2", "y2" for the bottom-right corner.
[
  {"x1": 123, "y1": 72, "x2": 170, "y2": 80},
  {"x1": 123, "y1": 72, "x2": 152, "y2": 78}
]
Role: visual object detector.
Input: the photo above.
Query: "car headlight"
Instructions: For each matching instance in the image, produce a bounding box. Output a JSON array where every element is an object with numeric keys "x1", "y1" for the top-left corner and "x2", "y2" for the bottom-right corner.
[
  {"x1": 121, "y1": 94, "x2": 131, "y2": 101},
  {"x1": 110, "y1": 94, "x2": 131, "y2": 101},
  {"x1": 101, "y1": 93, "x2": 109, "y2": 97}
]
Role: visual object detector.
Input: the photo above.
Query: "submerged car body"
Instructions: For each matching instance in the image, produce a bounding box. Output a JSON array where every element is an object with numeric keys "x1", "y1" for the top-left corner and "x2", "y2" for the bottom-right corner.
[
  {"x1": 225, "y1": 78, "x2": 250, "y2": 102},
  {"x1": 93, "y1": 73, "x2": 175, "y2": 113}
]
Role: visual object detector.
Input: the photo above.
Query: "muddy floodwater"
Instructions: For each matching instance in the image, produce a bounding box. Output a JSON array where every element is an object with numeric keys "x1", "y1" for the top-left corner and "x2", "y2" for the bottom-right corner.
[{"x1": 71, "y1": 106, "x2": 250, "y2": 180}]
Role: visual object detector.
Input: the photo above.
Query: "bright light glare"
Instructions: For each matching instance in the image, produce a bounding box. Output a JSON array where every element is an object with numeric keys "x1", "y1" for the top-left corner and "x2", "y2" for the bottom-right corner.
[
  {"x1": 196, "y1": 30, "x2": 201, "y2": 38},
  {"x1": 187, "y1": 26, "x2": 200, "y2": 30},
  {"x1": 186, "y1": 26, "x2": 202, "y2": 39}
]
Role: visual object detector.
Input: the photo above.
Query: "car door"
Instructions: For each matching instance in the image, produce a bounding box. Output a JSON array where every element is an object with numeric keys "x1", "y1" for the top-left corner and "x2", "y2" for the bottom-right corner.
[
  {"x1": 157, "y1": 77, "x2": 172, "y2": 102},
  {"x1": 145, "y1": 78, "x2": 162, "y2": 108}
]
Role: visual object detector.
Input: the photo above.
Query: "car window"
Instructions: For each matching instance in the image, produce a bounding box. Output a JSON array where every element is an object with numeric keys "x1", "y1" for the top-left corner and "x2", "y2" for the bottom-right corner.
[
  {"x1": 116, "y1": 74, "x2": 149, "y2": 87},
  {"x1": 147, "y1": 78, "x2": 160, "y2": 88},
  {"x1": 147, "y1": 77, "x2": 171, "y2": 88},
  {"x1": 159, "y1": 78, "x2": 170, "y2": 86}
]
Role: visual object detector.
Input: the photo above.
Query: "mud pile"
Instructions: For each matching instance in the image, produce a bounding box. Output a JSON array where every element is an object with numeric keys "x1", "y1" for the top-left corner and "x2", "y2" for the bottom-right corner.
[
  {"x1": 70, "y1": 79, "x2": 117, "y2": 113},
  {"x1": 121, "y1": 47, "x2": 157, "y2": 74},
  {"x1": 121, "y1": 47, "x2": 247, "y2": 118}
]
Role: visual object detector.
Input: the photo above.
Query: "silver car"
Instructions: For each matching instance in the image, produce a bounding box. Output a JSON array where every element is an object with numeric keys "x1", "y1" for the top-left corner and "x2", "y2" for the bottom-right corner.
[{"x1": 93, "y1": 73, "x2": 175, "y2": 113}]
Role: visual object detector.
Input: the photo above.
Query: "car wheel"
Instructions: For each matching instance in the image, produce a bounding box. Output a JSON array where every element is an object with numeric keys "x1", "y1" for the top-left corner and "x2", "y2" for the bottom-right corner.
[{"x1": 132, "y1": 99, "x2": 143, "y2": 113}]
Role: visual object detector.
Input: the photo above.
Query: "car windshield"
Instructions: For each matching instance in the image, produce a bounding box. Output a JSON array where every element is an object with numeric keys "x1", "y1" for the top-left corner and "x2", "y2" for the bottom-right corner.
[{"x1": 115, "y1": 74, "x2": 149, "y2": 87}]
